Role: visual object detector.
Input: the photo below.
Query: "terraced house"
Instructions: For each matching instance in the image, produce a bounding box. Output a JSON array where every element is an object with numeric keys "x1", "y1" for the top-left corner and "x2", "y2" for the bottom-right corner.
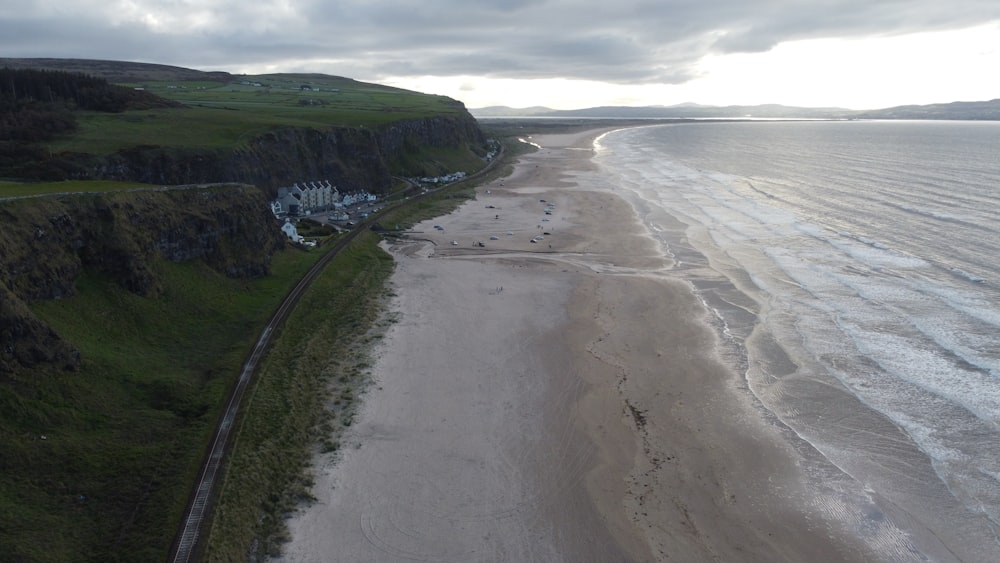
[{"x1": 271, "y1": 181, "x2": 377, "y2": 217}]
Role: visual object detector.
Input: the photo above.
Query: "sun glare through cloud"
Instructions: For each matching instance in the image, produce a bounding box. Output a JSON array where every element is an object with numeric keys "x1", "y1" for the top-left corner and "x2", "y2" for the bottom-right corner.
[
  {"x1": 3, "y1": 1, "x2": 999, "y2": 110},
  {"x1": 381, "y1": 24, "x2": 1000, "y2": 110}
]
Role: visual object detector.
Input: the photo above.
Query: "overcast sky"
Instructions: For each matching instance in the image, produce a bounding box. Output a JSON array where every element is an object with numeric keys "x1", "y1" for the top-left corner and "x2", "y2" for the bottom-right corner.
[{"x1": 3, "y1": 1, "x2": 999, "y2": 109}]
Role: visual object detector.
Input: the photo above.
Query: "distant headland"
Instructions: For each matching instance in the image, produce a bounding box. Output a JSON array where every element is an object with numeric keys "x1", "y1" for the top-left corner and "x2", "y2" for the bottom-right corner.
[{"x1": 470, "y1": 99, "x2": 1000, "y2": 120}]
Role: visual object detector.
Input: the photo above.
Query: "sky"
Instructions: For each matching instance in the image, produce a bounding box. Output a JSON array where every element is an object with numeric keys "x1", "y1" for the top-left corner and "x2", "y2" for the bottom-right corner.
[{"x1": 2, "y1": 1, "x2": 999, "y2": 110}]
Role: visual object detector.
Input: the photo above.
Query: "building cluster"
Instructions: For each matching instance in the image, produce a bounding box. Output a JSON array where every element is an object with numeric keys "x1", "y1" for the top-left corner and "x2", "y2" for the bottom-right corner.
[
  {"x1": 270, "y1": 180, "x2": 377, "y2": 218},
  {"x1": 414, "y1": 171, "x2": 467, "y2": 185},
  {"x1": 484, "y1": 139, "x2": 500, "y2": 161}
]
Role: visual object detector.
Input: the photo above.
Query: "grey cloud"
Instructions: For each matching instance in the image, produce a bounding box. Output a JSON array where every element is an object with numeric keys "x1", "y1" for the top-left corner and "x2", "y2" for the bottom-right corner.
[{"x1": 2, "y1": 0, "x2": 998, "y2": 85}]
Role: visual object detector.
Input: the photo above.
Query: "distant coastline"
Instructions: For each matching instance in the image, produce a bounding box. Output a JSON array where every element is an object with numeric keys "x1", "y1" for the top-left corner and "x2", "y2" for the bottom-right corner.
[{"x1": 471, "y1": 98, "x2": 1000, "y2": 120}]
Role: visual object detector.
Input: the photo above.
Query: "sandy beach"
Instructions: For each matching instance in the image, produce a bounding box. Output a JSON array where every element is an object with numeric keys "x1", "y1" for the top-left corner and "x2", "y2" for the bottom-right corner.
[{"x1": 277, "y1": 129, "x2": 881, "y2": 562}]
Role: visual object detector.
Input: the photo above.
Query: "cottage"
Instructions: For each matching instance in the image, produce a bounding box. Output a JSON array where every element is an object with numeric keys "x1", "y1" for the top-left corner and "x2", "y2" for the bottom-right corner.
[{"x1": 280, "y1": 219, "x2": 304, "y2": 243}]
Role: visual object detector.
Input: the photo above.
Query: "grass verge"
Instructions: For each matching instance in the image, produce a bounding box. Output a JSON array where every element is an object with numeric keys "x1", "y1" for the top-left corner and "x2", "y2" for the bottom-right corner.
[
  {"x1": 200, "y1": 140, "x2": 522, "y2": 560},
  {"x1": 202, "y1": 231, "x2": 395, "y2": 560}
]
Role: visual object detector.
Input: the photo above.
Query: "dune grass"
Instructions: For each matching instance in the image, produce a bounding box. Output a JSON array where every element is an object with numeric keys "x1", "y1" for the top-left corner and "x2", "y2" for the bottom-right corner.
[{"x1": 202, "y1": 231, "x2": 395, "y2": 560}]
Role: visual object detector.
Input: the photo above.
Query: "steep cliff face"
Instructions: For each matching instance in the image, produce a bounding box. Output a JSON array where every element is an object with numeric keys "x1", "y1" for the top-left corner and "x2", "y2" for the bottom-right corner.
[
  {"x1": 85, "y1": 113, "x2": 486, "y2": 194},
  {"x1": 375, "y1": 114, "x2": 487, "y2": 160},
  {"x1": 0, "y1": 185, "x2": 285, "y2": 373}
]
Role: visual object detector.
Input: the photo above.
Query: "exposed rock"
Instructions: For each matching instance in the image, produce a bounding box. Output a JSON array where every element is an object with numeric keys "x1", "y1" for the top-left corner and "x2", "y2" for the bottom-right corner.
[
  {"x1": 0, "y1": 288, "x2": 80, "y2": 373},
  {"x1": 65, "y1": 114, "x2": 486, "y2": 194},
  {"x1": 0, "y1": 185, "x2": 285, "y2": 373}
]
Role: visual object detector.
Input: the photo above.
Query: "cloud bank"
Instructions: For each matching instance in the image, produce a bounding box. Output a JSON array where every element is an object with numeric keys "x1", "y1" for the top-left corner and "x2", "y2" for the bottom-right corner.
[{"x1": 3, "y1": 0, "x2": 999, "y2": 86}]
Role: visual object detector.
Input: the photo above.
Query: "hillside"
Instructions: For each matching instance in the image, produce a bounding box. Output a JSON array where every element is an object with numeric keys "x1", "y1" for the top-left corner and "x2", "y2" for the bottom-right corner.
[
  {"x1": 0, "y1": 58, "x2": 496, "y2": 561},
  {"x1": 0, "y1": 166, "x2": 499, "y2": 562},
  {"x1": 0, "y1": 185, "x2": 299, "y2": 561},
  {"x1": 0, "y1": 58, "x2": 232, "y2": 83},
  {"x1": 471, "y1": 99, "x2": 1000, "y2": 120},
  {"x1": 855, "y1": 99, "x2": 1000, "y2": 120},
  {"x1": 470, "y1": 103, "x2": 850, "y2": 119},
  {"x1": 0, "y1": 59, "x2": 489, "y2": 194}
]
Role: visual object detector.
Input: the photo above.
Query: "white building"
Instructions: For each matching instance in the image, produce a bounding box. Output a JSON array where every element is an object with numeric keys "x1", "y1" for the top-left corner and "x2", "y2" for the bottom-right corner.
[
  {"x1": 271, "y1": 181, "x2": 376, "y2": 217},
  {"x1": 298, "y1": 180, "x2": 339, "y2": 212},
  {"x1": 280, "y1": 219, "x2": 304, "y2": 243}
]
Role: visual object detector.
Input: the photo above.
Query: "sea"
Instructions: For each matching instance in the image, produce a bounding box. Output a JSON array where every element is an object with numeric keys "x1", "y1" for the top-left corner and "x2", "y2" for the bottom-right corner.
[{"x1": 591, "y1": 121, "x2": 1000, "y2": 561}]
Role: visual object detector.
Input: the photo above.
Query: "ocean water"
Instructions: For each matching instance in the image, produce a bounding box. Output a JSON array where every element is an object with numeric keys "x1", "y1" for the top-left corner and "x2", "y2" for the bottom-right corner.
[{"x1": 592, "y1": 121, "x2": 1000, "y2": 560}]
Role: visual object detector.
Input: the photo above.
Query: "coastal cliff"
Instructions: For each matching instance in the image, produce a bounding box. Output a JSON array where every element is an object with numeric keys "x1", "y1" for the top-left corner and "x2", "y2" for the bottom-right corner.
[
  {"x1": 0, "y1": 60, "x2": 494, "y2": 561},
  {"x1": 74, "y1": 113, "x2": 486, "y2": 194},
  {"x1": 0, "y1": 185, "x2": 284, "y2": 374}
]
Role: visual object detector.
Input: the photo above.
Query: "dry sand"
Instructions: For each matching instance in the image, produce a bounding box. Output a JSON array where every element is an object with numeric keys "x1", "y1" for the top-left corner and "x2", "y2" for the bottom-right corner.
[{"x1": 277, "y1": 129, "x2": 878, "y2": 562}]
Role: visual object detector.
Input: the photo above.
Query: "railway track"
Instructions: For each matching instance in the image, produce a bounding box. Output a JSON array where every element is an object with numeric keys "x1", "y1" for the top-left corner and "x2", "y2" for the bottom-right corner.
[
  {"x1": 167, "y1": 225, "x2": 358, "y2": 563},
  {"x1": 168, "y1": 146, "x2": 503, "y2": 563}
]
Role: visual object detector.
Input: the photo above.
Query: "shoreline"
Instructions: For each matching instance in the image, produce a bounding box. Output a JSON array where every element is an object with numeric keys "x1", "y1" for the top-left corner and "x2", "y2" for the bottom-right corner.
[{"x1": 277, "y1": 128, "x2": 879, "y2": 561}]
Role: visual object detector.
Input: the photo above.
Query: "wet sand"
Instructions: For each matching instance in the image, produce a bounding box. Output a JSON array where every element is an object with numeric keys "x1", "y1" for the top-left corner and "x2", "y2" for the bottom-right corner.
[{"x1": 277, "y1": 130, "x2": 878, "y2": 562}]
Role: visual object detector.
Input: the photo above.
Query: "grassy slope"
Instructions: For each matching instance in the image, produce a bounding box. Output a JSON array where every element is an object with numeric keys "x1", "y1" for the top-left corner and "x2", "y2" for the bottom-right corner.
[
  {"x1": 1, "y1": 248, "x2": 324, "y2": 561},
  {"x1": 0, "y1": 180, "x2": 175, "y2": 197},
  {"x1": 47, "y1": 74, "x2": 466, "y2": 154}
]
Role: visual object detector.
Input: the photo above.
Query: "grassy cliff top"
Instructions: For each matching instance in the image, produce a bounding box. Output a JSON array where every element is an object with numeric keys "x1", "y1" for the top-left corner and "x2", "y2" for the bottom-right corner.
[
  {"x1": 4, "y1": 59, "x2": 470, "y2": 153},
  {"x1": 0, "y1": 180, "x2": 163, "y2": 197},
  {"x1": 52, "y1": 79, "x2": 465, "y2": 153}
]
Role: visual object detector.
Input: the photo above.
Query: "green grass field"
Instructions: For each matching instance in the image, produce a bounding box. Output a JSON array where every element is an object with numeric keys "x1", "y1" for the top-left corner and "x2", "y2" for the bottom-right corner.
[{"x1": 46, "y1": 73, "x2": 465, "y2": 154}]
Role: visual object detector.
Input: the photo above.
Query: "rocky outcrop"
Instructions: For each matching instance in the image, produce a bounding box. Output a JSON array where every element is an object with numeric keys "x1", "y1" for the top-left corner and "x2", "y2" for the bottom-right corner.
[
  {"x1": 79, "y1": 113, "x2": 486, "y2": 195},
  {"x1": 375, "y1": 114, "x2": 486, "y2": 159},
  {"x1": 0, "y1": 289, "x2": 80, "y2": 373},
  {"x1": 0, "y1": 185, "x2": 285, "y2": 373}
]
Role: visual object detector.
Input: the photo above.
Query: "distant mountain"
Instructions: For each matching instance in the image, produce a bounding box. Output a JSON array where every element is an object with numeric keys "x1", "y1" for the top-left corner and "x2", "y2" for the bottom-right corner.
[
  {"x1": 0, "y1": 57, "x2": 232, "y2": 83},
  {"x1": 666, "y1": 102, "x2": 713, "y2": 109},
  {"x1": 855, "y1": 99, "x2": 1000, "y2": 120},
  {"x1": 469, "y1": 105, "x2": 554, "y2": 117},
  {"x1": 471, "y1": 99, "x2": 1000, "y2": 121},
  {"x1": 471, "y1": 103, "x2": 850, "y2": 119}
]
